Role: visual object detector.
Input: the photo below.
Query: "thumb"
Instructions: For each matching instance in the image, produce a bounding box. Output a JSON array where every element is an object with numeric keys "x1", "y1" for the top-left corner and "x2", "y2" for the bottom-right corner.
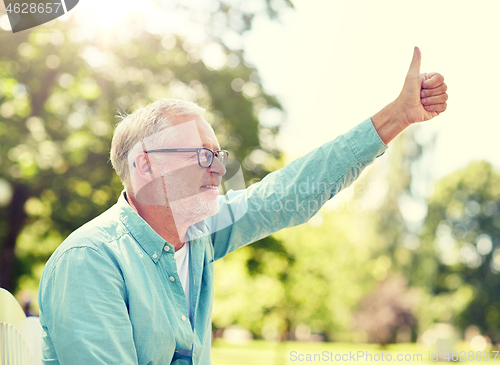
[{"x1": 407, "y1": 46, "x2": 421, "y2": 76}]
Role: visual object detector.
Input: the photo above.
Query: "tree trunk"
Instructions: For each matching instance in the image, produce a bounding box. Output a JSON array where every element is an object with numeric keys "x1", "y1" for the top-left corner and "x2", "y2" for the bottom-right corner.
[{"x1": 0, "y1": 183, "x2": 30, "y2": 292}]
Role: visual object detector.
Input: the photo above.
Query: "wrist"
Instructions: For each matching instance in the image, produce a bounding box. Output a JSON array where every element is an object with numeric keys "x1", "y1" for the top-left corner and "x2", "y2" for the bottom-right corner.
[{"x1": 371, "y1": 100, "x2": 410, "y2": 144}]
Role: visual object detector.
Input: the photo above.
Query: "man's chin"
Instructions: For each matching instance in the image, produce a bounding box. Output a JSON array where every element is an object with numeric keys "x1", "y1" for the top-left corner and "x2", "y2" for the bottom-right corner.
[
  {"x1": 204, "y1": 199, "x2": 220, "y2": 217},
  {"x1": 170, "y1": 196, "x2": 220, "y2": 223}
]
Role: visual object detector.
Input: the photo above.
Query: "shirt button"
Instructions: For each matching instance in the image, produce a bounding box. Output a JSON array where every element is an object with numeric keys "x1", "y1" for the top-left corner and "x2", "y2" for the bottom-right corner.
[
  {"x1": 152, "y1": 253, "x2": 157, "y2": 259},
  {"x1": 181, "y1": 315, "x2": 187, "y2": 321},
  {"x1": 169, "y1": 276, "x2": 175, "y2": 282},
  {"x1": 164, "y1": 245, "x2": 170, "y2": 252}
]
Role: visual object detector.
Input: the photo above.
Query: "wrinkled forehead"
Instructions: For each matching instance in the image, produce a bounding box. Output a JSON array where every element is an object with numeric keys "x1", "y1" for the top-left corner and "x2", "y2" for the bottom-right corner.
[
  {"x1": 151, "y1": 116, "x2": 218, "y2": 148},
  {"x1": 149, "y1": 120, "x2": 203, "y2": 149}
]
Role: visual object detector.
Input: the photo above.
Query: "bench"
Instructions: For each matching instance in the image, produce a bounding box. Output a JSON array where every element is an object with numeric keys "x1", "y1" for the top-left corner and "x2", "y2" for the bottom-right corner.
[{"x1": 0, "y1": 288, "x2": 42, "y2": 365}]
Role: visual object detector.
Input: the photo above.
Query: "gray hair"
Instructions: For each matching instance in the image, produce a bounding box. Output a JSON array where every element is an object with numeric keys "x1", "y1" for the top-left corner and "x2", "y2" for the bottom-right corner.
[{"x1": 110, "y1": 98, "x2": 206, "y2": 190}]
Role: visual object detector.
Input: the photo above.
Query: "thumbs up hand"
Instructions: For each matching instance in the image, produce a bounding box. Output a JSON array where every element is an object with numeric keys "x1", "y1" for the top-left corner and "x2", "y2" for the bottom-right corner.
[
  {"x1": 371, "y1": 47, "x2": 447, "y2": 144},
  {"x1": 396, "y1": 46, "x2": 448, "y2": 125}
]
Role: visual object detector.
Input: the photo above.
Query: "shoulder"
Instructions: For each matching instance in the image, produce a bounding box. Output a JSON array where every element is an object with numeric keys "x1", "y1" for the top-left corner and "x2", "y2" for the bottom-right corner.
[{"x1": 42, "y1": 203, "x2": 130, "y2": 278}]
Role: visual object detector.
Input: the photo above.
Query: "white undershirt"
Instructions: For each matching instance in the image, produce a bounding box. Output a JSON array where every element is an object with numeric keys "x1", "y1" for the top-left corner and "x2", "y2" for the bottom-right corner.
[
  {"x1": 174, "y1": 242, "x2": 192, "y2": 357},
  {"x1": 174, "y1": 242, "x2": 190, "y2": 317}
]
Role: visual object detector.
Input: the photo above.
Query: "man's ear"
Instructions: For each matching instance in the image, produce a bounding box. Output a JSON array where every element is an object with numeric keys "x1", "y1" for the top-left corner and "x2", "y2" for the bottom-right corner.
[{"x1": 134, "y1": 153, "x2": 154, "y2": 179}]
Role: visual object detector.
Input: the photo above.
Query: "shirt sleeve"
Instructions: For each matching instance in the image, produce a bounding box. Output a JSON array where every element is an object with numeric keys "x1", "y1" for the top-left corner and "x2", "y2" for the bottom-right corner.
[
  {"x1": 209, "y1": 117, "x2": 388, "y2": 260},
  {"x1": 38, "y1": 246, "x2": 139, "y2": 365}
]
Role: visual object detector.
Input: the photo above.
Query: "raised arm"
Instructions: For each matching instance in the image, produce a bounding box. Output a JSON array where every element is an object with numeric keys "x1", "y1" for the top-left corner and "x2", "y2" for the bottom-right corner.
[
  {"x1": 209, "y1": 117, "x2": 387, "y2": 260},
  {"x1": 209, "y1": 47, "x2": 447, "y2": 260}
]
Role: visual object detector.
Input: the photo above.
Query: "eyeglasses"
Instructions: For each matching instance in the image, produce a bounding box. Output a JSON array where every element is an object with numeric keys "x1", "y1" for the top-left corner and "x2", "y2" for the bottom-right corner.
[{"x1": 133, "y1": 148, "x2": 229, "y2": 168}]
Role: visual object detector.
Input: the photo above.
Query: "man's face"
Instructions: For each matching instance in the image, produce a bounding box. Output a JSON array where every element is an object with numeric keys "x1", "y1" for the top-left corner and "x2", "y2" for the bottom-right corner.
[{"x1": 131, "y1": 115, "x2": 226, "y2": 226}]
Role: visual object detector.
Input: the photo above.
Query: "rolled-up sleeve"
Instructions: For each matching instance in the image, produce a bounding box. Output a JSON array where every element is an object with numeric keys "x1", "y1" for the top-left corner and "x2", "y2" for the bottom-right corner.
[
  {"x1": 210, "y1": 117, "x2": 388, "y2": 260},
  {"x1": 39, "y1": 246, "x2": 138, "y2": 365}
]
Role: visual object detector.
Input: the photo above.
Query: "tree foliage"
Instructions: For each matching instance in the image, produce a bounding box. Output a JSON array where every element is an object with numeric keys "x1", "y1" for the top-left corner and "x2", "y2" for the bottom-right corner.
[
  {"x1": 213, "y1": 199, "x2": 385, "y2": 341},
  {"x1": 419, "y1": 161, "x2": 500, "y2": 342}
]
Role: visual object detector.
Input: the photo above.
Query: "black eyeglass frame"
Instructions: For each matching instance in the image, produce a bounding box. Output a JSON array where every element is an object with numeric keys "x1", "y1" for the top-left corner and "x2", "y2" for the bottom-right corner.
[{"x1": 132, "y1": 148, "x2": 229, "y2": 168}]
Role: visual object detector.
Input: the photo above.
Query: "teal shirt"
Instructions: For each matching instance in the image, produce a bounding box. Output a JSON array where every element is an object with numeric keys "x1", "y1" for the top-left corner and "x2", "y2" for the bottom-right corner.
[{"x1": 38, "y1": 118, "x2": 387, "y2": 364}]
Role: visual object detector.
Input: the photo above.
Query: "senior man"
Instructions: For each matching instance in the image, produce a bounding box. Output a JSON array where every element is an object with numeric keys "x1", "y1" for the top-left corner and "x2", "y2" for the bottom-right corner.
[{"x1": 38, "y1": 47, "x2": 447, "y2": 364}]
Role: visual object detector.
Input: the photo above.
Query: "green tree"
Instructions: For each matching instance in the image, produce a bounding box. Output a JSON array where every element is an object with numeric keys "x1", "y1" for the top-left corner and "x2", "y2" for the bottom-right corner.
[
  {"x1": 419, "y1": 161, "x2": 500, "y2": 342},
  {"x1": 358, "y1": 124, "x2": 435, "y2": 344},
  {"x1": 213, "y1": 197, "x2": 385, "y2": 341}
]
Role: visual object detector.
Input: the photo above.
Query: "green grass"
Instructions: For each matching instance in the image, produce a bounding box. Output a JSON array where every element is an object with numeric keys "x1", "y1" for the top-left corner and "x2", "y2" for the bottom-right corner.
[{"x1": 211, "y1": 340, "x2": 500, "y2": 365}]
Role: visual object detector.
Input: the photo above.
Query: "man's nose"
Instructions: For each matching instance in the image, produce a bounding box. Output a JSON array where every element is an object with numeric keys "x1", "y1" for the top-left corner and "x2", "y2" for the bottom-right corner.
[{"x1": 209, "y1": 156, "x2": 226, "y2": 176}]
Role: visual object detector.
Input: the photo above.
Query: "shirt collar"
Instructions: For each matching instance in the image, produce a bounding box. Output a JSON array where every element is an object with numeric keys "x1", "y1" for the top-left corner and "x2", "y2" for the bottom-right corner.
[{"x1": 117, "y1": 190, "x2": 173, "y2": 263}]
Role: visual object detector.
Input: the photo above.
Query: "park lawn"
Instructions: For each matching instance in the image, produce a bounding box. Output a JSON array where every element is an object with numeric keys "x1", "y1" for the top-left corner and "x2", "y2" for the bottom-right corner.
[{"x1": 211, "y1": 340, "x2": 500, "y2": 365}]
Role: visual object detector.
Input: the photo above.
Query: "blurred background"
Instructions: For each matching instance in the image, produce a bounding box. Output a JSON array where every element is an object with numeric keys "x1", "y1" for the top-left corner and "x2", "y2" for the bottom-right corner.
[{"x1": 1, "y1": 0, "x2": 500, "y2": 363}]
